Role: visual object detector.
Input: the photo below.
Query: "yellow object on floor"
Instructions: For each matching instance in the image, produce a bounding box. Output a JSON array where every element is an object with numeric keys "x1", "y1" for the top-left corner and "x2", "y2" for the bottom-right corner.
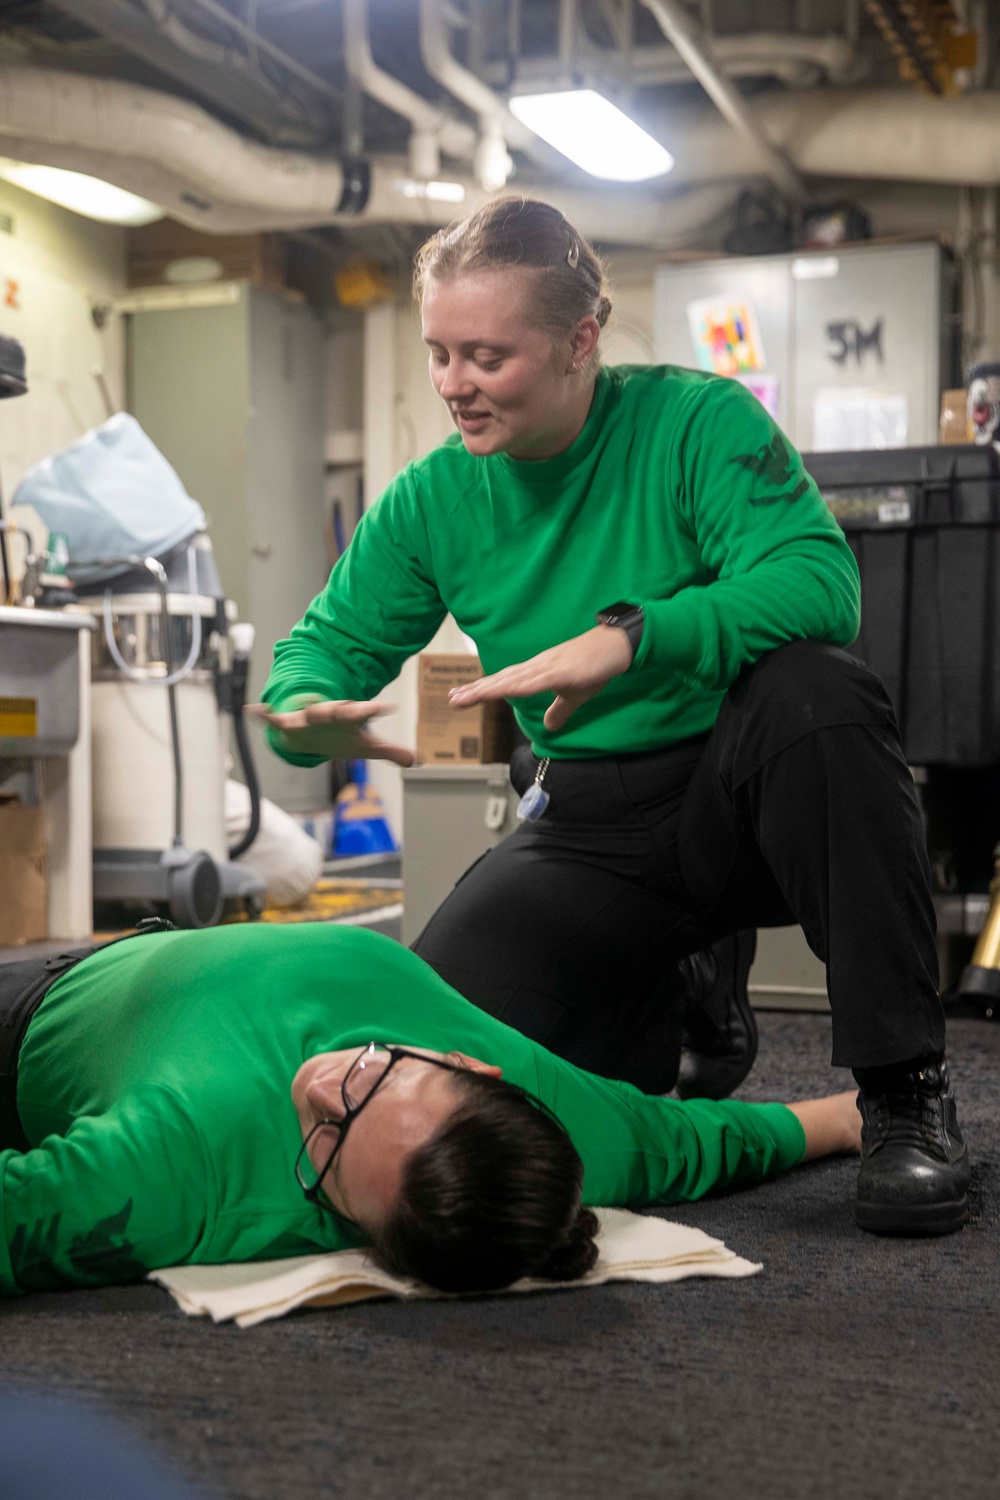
[
  {"x1": 150, "y1": 1208, "x2": 762, "y2": 1327},
  {"x1": 93, "y1": 879, "x2": 402, "y2": 941},
  {"x1": 227, "y1": 878, "x2": 401, "y2": 925}
]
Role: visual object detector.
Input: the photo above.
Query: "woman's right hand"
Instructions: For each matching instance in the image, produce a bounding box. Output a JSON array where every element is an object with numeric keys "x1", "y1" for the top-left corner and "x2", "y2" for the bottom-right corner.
[{"x1": 248, "y1": 698, "x2": 416, "y2": 766}]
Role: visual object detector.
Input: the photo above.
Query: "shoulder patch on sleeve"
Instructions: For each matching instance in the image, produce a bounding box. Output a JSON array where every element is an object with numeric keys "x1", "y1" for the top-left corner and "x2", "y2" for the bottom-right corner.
[{"x1": 730, "y1": 433, "x2": 810, "y2": 506}]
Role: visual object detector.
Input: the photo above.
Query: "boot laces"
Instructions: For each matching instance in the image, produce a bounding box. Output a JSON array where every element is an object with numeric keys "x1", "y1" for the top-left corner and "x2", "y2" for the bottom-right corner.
[{"x1": 863, "y1": 1062, "x2": 956, "y2": 1161}]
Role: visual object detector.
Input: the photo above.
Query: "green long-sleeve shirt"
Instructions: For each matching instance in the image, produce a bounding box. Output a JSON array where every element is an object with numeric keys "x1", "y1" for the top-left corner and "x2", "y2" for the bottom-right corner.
[
  {"x1": 264, "y1": 364, "x2": 860, "y2": 762},
  {"x1": 1, "y1": 925, "x2": 805, "y2": 1295}
]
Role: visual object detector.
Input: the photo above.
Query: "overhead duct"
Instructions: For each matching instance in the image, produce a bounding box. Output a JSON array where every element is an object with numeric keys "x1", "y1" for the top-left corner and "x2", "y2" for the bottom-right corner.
[
  {"x1": 0, "y1": 66, "x2": 733, "y2": 244},
  {"x1": 4, "y1": 67, "x2": 1000, "y2": 247},
  {"x1": 645, "y1": 87, "x2": 1000, "y2": 189},
  {"x1": 0, "y1": 133, "x2": 355, "y2": 235},
  {"x1": 0, "y1": 67, "x2": 352, "y2": 219}
]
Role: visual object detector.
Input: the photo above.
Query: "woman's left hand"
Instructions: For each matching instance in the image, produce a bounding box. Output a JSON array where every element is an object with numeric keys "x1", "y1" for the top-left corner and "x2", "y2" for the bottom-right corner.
[{"x1": 449, "y1": 625, "x2": 634, "y2": 731}]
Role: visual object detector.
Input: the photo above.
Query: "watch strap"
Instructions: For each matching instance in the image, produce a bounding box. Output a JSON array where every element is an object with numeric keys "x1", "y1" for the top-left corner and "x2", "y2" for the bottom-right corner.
[{"x1": 595, "y1": 601, "x2": 645, "y2": 660}]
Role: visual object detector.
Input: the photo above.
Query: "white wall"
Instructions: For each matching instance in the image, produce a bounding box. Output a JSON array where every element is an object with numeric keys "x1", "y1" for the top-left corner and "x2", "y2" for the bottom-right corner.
[
  {"x1": 0, "y1": 178, "x2": 127, "y2": 516},
  {"x1": 360, "y1": 298, "x2": 473, "y2": 839},
  {"x1": 600, "y1": 250, "x2": 660, "y2": 367}
]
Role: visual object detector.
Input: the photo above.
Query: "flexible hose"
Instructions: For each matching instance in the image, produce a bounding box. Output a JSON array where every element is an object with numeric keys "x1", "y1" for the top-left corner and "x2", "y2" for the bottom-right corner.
[
  {"x1": 102, "y1": 543, "x2": 203, "y2": 687},
  {"x1": 0, "y1": 509, "x2": 11, "y2": 606},
  {"x1": 143, "y1": 557, "x2": 184, "y2": 846},
  {"x1": 227, "y1": 647, "x2": 262, "y2": 860}
]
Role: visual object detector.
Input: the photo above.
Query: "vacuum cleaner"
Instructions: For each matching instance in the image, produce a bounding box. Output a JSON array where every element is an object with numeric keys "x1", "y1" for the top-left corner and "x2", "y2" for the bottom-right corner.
[
  {"x1": 14, "y1": 413, "x2": 266, "y2": 929},
  {"x1": 79, "y1": 540, "x2": 265, "y2": 926}
]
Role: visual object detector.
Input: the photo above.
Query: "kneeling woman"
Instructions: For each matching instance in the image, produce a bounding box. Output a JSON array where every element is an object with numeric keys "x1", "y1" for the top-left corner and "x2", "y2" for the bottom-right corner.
[{"x1": 0, "y1": 925, "x2": 858, "y2": 1296}]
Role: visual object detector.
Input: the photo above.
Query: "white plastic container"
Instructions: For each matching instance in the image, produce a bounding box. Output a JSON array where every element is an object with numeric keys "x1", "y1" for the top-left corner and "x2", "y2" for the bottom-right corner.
[{"x1": 90, "y1": 675, "x2": 228, "y2": 861}]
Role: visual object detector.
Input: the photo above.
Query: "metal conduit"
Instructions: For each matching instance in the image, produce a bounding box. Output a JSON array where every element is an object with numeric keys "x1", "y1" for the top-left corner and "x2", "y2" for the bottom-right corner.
[
  {"x1": 341, "y1": 0, "x2": 477, "y2": 164},
  {"x1": 638, "y1": 0, "x2": 807, "y2": 202}
]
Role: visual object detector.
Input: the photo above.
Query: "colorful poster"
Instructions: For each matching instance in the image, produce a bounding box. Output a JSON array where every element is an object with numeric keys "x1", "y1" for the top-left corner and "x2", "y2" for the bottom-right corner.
[{"x1": 687, "y1": 296, "x2": 766, "y2": 377}]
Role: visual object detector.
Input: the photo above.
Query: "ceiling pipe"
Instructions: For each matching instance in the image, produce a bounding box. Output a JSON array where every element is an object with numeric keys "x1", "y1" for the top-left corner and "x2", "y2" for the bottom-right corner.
[
  {"x1": 418, "y1": 0, "x2": 511, "y2": 190},
  {"x1": 0, "y1": 133, "x2": 351, "y2": 233},
  {"x1": 7, "y1": 69, "x2": 1000, "y2": 241},
  {"x1": 136, "y1": 0, "x2": 237, "y2": 69},
  {"x1": 0, "y1": 67, "x2": 349, "y2": 217},
  {"x1": 644, "y1": 87, "x2": 1000, "y2": 190},
  {"x1": 341, "y1": 0, "x2": 477, "y2": 175},
  {"x1": 559, "y1": 0, "x2": 578, "y2": 73},
  {"x1": 494, "y1": 31, "x2": 865, "y2": 91},
  {"x1": 638, "y1": 0, "x2": 806, "y2": 202},
  {"x1": 417, "y1": 0, "x2": 561, "y2": 185},
  {"x1": 0, "y1": 132, "x2": 734, "y2": 245},
  {"x1": 0, "y1": 66, "x2": 734, "y2": 244}
]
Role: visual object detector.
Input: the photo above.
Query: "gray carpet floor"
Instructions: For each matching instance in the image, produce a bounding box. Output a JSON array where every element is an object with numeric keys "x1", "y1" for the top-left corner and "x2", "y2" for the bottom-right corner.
[{"x1": 2, "y1": 1010, "x2": 998, "y2": 1500}]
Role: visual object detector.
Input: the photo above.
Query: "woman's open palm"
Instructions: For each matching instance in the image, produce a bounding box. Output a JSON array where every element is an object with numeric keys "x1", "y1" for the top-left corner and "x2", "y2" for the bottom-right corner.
[
  {"x1": 448, "y1": 626, "x2": 634, "y2": 731},
  {"x1": 249, "y1": 699, "x2": 415, "y2": 766}
]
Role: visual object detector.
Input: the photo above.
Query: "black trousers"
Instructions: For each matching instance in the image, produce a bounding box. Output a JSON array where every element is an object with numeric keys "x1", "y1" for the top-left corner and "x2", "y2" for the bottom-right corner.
[
  {"x1": 0, "y1": 924, "x2": 173, "y2": 1151},
  {"x1": 0, "y1": 950, "x2": 93, "y2": 1151},
  {"x1": 413, "y1": 641, "x2": 945, "y2": 1094}
]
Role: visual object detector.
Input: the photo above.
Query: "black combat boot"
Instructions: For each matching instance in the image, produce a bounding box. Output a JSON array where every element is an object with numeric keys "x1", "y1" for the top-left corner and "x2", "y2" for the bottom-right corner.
[
  {"x1": 675, "y1": 930, "x2": 759, "y2": 1101},
  {"x1": 854, "y1": 1057, "x2": 970, "y2": 1235}
]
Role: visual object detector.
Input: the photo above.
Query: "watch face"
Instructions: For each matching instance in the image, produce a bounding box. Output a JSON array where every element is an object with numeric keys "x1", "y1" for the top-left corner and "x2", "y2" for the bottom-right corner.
[
  {"x1": 599, "y1": 597, "x2": 638, "y2": 621},
  {"x1": 596, "y1": 603, "x2": 644, "y2": 658},
  {"x1": 598, "y1": 601, "x2": 639, "y2": 623}
]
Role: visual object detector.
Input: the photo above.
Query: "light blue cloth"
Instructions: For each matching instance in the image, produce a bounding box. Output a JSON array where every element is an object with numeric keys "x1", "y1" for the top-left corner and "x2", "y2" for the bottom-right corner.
[{"x1": 13, "y1": 413, "x2": 205, "y2": 583}]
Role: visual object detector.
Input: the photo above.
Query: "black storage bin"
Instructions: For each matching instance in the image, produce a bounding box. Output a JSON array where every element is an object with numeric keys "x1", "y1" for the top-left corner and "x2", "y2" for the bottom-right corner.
[{"x1": 803, "y1": 444, "x2": 1000, "y2": 767}]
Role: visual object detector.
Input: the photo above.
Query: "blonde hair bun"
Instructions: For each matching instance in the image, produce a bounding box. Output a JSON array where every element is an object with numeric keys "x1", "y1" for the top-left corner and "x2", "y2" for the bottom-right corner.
[{"x1": 414, "y1": 196, "x2": 612, "y2": 347}]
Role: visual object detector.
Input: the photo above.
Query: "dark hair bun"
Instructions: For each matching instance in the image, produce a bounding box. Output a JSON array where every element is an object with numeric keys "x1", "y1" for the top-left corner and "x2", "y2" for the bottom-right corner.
[
  {"x1": 375, "y1": 1072, "x2": 597, "y2": 1293},
  {"x1": 534, "y1": 1206, "x2": 600, "y2": 1282}
]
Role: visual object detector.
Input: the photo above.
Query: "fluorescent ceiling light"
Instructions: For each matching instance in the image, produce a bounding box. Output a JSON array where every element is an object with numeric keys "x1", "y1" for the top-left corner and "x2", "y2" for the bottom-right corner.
[
  {"x1": 394, "y1": 178, "x2": 466, "y2": 203},
  {"x1": 792, "y1": 256, "x2": 840, "y2": 281},
  {"x1": 0, "y1": 159, "x2": 163, "y2": 225},
  {"x1": 508, "y1": 90, "x2": 673, "y2": 181}
]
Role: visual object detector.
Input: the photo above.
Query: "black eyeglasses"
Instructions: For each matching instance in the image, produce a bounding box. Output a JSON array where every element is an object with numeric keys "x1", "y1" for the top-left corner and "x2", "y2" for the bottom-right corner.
[{"x1": 294, "y1": 1042, "x2": 463, "y2": 1224}]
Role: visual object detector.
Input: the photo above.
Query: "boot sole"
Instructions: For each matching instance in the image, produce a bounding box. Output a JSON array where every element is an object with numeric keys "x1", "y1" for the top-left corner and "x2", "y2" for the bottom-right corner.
[{"x1": 855, "y1": 1195, "x2": 969, "y2": 1236}]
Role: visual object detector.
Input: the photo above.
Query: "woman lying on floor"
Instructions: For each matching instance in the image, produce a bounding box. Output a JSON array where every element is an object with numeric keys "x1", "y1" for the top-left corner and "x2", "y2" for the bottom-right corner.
[{"x1": 0, "y1": 924, "x2": 860, "y2": 1297}]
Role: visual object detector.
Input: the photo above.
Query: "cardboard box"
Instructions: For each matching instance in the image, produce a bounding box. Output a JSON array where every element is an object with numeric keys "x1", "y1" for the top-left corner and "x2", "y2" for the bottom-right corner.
[
  {"x1": 0, "y1": 795, "x2": 47, "y2": 946},
  {"x1": 416, "y1": 654, "x2": 515, "y2": 765},
  {"x1": 939, "y1": 389, "x2": 973, "y2": 444}
]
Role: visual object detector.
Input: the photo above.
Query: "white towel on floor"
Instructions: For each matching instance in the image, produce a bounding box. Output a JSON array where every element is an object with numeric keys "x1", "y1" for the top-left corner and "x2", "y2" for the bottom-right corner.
[{"x1": 150, "y1": 1209, "x2": 761, "y2": 1328}]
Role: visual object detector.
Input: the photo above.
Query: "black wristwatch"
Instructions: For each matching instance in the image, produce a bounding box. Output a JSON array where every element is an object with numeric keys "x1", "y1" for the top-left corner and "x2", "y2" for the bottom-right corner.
[{"x1": 595, "y1": 601, "x2": 645, "y2": 661}]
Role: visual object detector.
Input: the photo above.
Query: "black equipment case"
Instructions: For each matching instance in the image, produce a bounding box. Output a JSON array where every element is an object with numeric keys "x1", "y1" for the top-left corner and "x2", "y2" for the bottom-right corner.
[{"x1": 804, "y1": 443, "x2": 1000, "y2": 767}]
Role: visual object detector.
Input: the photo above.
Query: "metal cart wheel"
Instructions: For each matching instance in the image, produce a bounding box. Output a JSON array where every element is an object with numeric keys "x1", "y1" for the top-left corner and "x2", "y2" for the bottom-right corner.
[{"x1": 168, "y1": 851, "x2": 224, "y2": 929}]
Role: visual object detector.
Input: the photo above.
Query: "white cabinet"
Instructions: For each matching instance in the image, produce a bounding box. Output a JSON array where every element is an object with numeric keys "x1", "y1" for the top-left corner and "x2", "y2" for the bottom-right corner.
[
  {"x1": 655, "y1": 242, "x2": 957, "y2": 451},
  {"x1": 127, "y1": 284, "x2": 329, "y2": 812}
]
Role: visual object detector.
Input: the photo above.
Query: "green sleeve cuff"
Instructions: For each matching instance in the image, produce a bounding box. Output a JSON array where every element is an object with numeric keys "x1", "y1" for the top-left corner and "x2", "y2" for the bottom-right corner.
[
  {"x1": 632, "y1": 592, "x2": 706, "y2": 680},
  {"x1": 262, "y1": 692, "x2": 327, "y2": 715},
  {"x1": 262, "y1": 693, "x2": 331, "y2": 768},
  {"x1": 765, "y1": 1102, "x2": 809, "y2": 1169}
]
